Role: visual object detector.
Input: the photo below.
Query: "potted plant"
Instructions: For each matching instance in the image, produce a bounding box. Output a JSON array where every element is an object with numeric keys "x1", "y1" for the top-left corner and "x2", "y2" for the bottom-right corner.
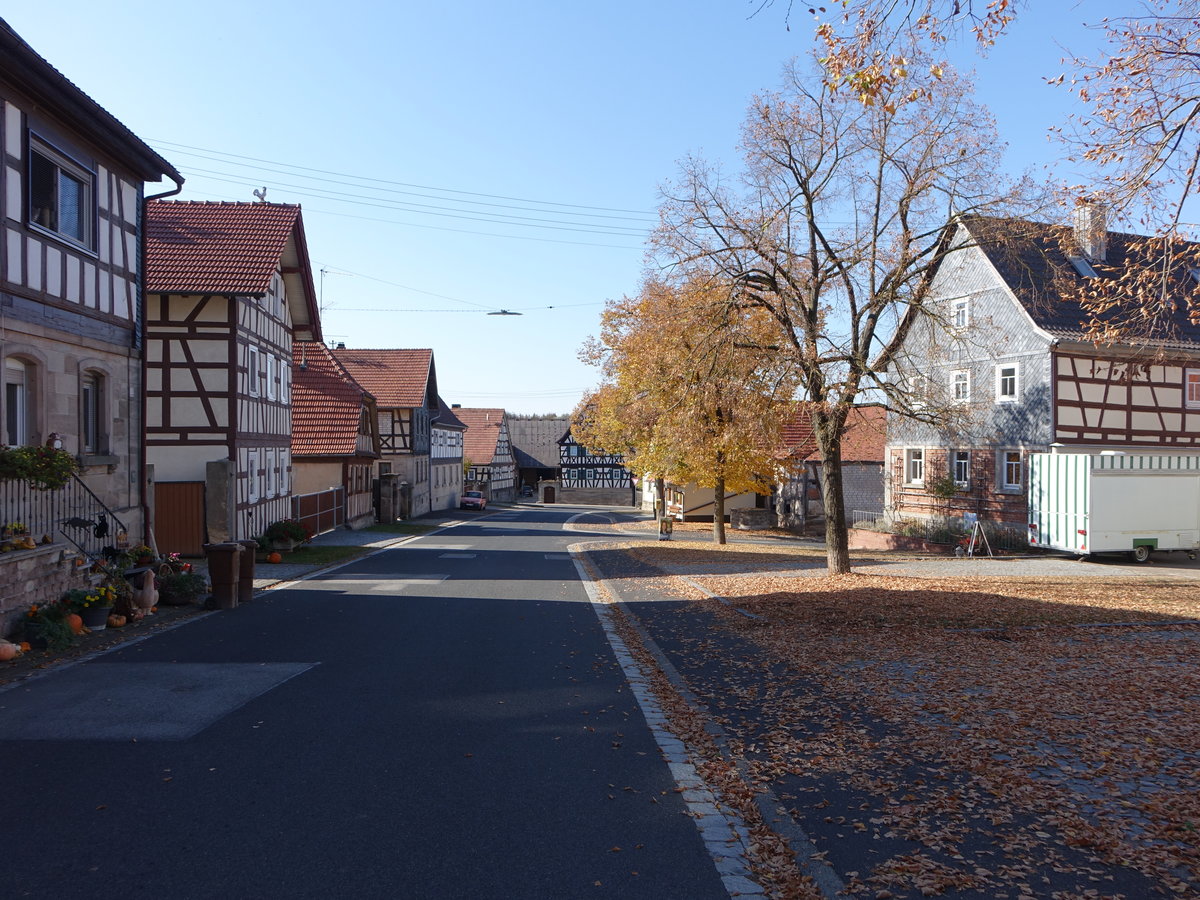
[
  {"x1": 129, "y1": 545, "x2": 155, "y2": 567},
  {"x1": 65, "y1": 585, "x2": 117, "y2": 631},
  {"x1": 264, "y1": 519, "x2": 312, "y2": 551},
  {"x1": 22, "y1": 603, "x2": 76, "y2": 651}
]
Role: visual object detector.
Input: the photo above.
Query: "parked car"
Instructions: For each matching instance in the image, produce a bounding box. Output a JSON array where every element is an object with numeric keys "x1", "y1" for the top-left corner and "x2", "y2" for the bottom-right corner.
[
  {"x1": 520, "y1": 485, "x2": 534, "y2": 498},
  {"x1": 460, "y1": 490, "x2": 487, "y2": 511}
]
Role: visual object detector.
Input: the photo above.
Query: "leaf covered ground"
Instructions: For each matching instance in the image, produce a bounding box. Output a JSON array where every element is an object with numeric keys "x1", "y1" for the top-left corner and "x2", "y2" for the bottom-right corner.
[{"x1": 599, "y1": 540, "x2": 1200, "y2": 899}]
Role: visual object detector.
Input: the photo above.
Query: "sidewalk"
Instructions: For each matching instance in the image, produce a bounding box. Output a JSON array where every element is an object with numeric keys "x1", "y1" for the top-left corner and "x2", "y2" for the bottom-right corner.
[{"x1": 192, "y1": 510, "x2": 470, "y2": 592}]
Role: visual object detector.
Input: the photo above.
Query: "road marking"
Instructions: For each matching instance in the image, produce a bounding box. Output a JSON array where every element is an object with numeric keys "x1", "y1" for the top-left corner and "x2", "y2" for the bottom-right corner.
[{"x1": 570, "y1": 548, "x2": 768, "y2": 899}]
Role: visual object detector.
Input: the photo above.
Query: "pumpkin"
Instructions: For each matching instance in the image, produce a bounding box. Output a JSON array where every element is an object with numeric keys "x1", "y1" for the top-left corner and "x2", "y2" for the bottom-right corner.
[
  {"x1": 266, "y1": 551, "x2": 283, "y2": 564},
  {"x1": 66, "y1": 612, "x2": 85, "y2": 635},
  {"x1": 0, "y1": 641, "x2": 22, "y2": 661},
  {"x1": 107, "y1": 614, "x2": 127, "y2": 628}
]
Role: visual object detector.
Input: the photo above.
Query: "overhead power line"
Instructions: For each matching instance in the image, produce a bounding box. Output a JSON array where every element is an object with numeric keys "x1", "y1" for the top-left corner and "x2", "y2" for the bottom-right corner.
[{"x1": 150, "y1": 139, "x2": 657, "y2": 218}]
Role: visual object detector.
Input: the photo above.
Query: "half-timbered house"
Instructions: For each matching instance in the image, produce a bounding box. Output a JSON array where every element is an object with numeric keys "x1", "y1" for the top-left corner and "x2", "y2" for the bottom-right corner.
[
  {"x1": 558, "y1": 429, "x2": 635, "y2": 506},
  {"x1": 0, "y1": 19, "x2": 182, "y2": 629},
  {"x1": 144, "y1": 201, "x2": 321, "y2": 552},
  {"x1": 430, "y1": 398, "x2": 465, "y2": 512},
  {"x1": 508, "y1": 414, "x2": 570, "y2": 494},
  {"x1": 291, "y1": 340, "x2": 380, "y2": 531},
  {"x1": 457, "y1": 407, "x2": 517, "y2": 503},
  {"x1": 332, "y1": 348, "x2": 438, "y2": 517},
  {"x1": 885, "y1": 208, "x2": 1200, "y2": 527}
]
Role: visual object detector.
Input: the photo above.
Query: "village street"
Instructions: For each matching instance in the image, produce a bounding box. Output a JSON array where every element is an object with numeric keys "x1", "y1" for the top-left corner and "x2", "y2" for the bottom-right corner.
[
  {"x1": 0, "y1": 507, "x2": 740, "y2": 900},
  {"x1": 3, "y1": 505, "x2": 1199, "y2": 899}
]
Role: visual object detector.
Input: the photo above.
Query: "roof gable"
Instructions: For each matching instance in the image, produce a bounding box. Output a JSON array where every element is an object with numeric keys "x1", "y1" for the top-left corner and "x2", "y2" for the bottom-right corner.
[
  {"x1": 331, "y1": 349, "x2": 436, "y2": 409},
  {"x1": 963, "y1": 215, "x2": 1200, "y2": 349},
  {"x1": 455, "y1": 408, "x2": 508, "y2": 465},
  {"x1": 145, "y1": 202, "x2": 319, "y2": 321},
  {"x1": 291, "y1": 341, "x2": 376, "y2": 457}
]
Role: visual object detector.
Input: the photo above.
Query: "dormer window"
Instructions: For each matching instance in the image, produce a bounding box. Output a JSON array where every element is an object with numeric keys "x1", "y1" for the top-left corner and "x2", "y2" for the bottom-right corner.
[
  {"x1": 1068, "y1": 256, "x2": 1098, "y2": 278},
  {"x1": 29, "y1": 138, "x2": 94, "y2": 249}
]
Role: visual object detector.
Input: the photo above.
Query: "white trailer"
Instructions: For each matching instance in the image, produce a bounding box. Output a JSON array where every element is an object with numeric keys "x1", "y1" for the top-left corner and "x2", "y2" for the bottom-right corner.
[{"x1": 1027, "y1": 453, "x2": 1200, "y2": 562}]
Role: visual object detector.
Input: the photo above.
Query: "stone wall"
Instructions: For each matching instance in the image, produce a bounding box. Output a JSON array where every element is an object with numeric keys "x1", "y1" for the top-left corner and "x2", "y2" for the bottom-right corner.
[{"x1": 0, "y1": 545, "x2": 91, "y2": 638}]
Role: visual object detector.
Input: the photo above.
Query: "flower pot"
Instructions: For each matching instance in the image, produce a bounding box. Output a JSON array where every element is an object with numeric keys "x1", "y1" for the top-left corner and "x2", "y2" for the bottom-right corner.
[
  {"x1": 80, "y1": 605, "x2": 112, "y2": 631},
  {"x1": 269, "y1": 538, "x2": 297, "y2": 552}
]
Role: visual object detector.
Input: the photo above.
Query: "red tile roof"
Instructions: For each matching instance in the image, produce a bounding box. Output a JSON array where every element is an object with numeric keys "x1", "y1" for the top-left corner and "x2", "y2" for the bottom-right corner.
[
  {"x1": 781, "y1": 404, "x2": 886, "y2": 463},
  {"x1": 455, "y1": 408, "x2": 507, "y2": 465},
  {"x1": 331, "y1": 349, "x2": 435, "y2": 408},
  {"x1": 146, "y1": 201, "x2": 306, "y2": 296},
  {"x1": 291, "y1": 341, "x2": 377, "y2": 457}
]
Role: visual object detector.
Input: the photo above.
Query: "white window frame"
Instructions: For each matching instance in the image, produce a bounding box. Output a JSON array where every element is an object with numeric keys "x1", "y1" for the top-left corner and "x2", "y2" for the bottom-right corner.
[
  {"x1": 951, "y1": 298, "x2": 969, "y2": 330},
  {"x1": 247, "y1": 450, "x2": 260, "y2": 503},
  {"x1": 81, "y1": 371, "x2": 105, "y2": 455},
  {"x1": 280, "y1": 450, "x2": 290, "y2": 495},
  {"x1": 265, "y1": 449, "x2": 276, "y2": 497},
  {"x1": 247, "y1": 346, "x2": 261, "y2": 398},
  {"x1": 905, "y1": 448, "x2": 925, "y2": 486},
  {"x1": 952, "y1": 369, "x2": 971, "y2": 402},
  {"x1": 996, "y1": 363, "x2": 1019, "y2": 403},
  {"x1": 28, "y1": 137, "x2": 95, "y2": 250},
  {"x1": 266, "y1": 354, "x2": 277, "y2": 401},
  {"x1": 952, "y1": 450, "x2": 970, "y2": 488},
  {"x1": 1186, "y1": 369, "x2": 1200, "y2": 409},
  {"x1": 1000, "y1": 450, "x2": 1022, "y2": 491},
  {"x1": 4, "y1": 358, "x2": 31, "y2": 447}
]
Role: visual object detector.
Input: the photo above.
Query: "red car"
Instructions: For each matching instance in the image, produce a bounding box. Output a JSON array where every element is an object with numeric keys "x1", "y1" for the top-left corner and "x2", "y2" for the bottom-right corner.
[{"x1": 460, "y1": 490, "x2": 487, "y2": 511}]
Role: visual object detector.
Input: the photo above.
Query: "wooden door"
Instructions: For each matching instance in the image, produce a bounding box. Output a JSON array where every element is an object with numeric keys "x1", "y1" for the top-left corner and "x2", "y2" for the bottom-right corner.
[{"x1": 154, "y1": 482, "x2": 206, "y2": 556}]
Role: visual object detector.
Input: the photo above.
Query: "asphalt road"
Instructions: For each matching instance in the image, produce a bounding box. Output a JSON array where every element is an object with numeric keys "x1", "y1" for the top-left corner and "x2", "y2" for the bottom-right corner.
[{"x1": 0, "y1": 507, "x2": 731, "y2": 900}]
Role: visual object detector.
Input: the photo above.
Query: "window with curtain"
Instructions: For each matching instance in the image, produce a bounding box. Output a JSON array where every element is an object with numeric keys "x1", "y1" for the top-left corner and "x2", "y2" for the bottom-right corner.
[
  {"x1": 4, "y1": 358, "x2": 31, "y2": 446},
  {"x1": 29, "y1": 140, "x2": 94, "y2": 248}
]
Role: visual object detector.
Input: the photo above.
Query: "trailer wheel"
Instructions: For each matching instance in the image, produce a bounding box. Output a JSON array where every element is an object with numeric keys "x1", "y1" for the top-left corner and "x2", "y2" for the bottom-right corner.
[{"x1": 1131, "y1": 545, "x2": 1151, "y2": 563}]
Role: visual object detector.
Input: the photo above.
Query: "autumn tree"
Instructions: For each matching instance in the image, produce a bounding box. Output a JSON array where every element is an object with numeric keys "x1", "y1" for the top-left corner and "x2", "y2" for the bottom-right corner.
[
  {"x1": 576, "y1": 275, "x2": 799, "y2": 545},
  {"x1": 651, "y1": 53, "x2": 1033, "y2": 572}
]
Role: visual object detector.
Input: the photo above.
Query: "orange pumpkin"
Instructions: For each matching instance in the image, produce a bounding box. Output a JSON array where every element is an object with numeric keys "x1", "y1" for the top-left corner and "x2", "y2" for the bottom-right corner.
[
  {"x1": 0, "y1": 641, "x2": 21, "y2": 661},
  {"x1": 107, "y1": 614, "x2": 127, "y2": 628},
  {"x1": 266, "y1": 551, "x2": 283, "y2": 564},
  {"x1": 66, "y1": 612, "x2": 85, "y2": 635}
]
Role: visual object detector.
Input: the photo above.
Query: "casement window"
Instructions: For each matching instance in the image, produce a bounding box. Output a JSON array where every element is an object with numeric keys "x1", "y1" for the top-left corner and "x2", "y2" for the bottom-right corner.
[
  {"x1": 952, "y1": 450, "x2": 971, "y2": 488},
  {"x1": 4, "y1": 358, "x2": 32, "y2": 446},
  {"x1": 265, "y1": 450, "x2": 276, "y2": 497},
  {"x1": 247, "y1": 451, "x2": 260, "y2": 503},
  {"x1": 905, "y1": 448, "x2": 925, "y2": 485},
  {"x1": 247, "y1": 346, "x2": 261, "y2": 397},
  {"x1": 952, "y1": 370, "x2": 971, "y2": 402},
  {"x1": 996, "y1": 363, "x2": 1019, "y2": 403},
  {"x1": 29, "y1": 139, "x2": 94, "y2": 248},
  {"x1": 951, "y1": 298, "x2": 969, "y2": 330},
  {"x1": 81, "y1": 372, "x2": 103, "y2": 455},
  {"x1": 279, "y1": 451, "x2": 290, "y2": 495},
  {"x1": 1000, "y1": 450, "x2": 1022, "y2": 490},
  {"x1": 1186, "y1": 369, "x2": 1200, "y2": 409},
  {"x1": 266, "y1": 355, "x2": 277, "y2": 401}
]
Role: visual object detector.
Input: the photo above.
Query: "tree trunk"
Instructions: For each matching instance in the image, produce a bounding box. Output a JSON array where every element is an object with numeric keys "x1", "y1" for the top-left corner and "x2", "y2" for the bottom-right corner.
[
  {"x1": 655, "y1": 476, "x2": 666, "y2": 519},
  {"x1": 814, "y1": 408, "x2": 851, "y2": 574},
  {"x1": 713, "y1": 474, "x2": 727, "y2": 545}
]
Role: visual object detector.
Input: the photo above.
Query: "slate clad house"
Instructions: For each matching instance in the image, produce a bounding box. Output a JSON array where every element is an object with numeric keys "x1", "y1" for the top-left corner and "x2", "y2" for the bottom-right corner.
[
  {"x1": 457, "y1": 407, "x2": 517, "y2": 503},
  {"x1": 291, "y1": 340, "x2": 380, "y2": 530},
  {"x1": 885, "y1": 207, "x2": 1200, "y2": 527},
  {"x1": 144, "y1": 201, "x2": 321, "y2": 552},
  {"x1": 333, "y1": 348, "x2": 440, "y2": 518},
  {"x1": 0, "y1": 19, "x2": 182, "y2": 628}
]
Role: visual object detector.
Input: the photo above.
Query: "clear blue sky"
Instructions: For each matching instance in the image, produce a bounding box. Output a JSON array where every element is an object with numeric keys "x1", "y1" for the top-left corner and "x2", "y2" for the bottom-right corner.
[{"x1": 6, "y1": 1, "x2": 1122, "y2": 414}]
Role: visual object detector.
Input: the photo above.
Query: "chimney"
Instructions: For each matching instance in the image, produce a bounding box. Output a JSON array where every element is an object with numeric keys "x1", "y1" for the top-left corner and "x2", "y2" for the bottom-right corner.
[
  {"x1": 1074, "y1": 199, "x2": 1107, "y2": 262},
  {"x1": 452, "y1": 403, "x2": 461, "y2": 409},
  {"x1": 335, "y1": 341, "x2": 346, "y2": 350}
]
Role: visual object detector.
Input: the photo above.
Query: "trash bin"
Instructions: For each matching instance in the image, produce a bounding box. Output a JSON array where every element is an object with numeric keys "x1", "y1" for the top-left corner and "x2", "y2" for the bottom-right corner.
[
  {"x1": 204, "y1": 542, "x2": 241, "y2": 609},
  {"x1": 237, "y1": 540, "x2": 259, "y2": 605}
]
